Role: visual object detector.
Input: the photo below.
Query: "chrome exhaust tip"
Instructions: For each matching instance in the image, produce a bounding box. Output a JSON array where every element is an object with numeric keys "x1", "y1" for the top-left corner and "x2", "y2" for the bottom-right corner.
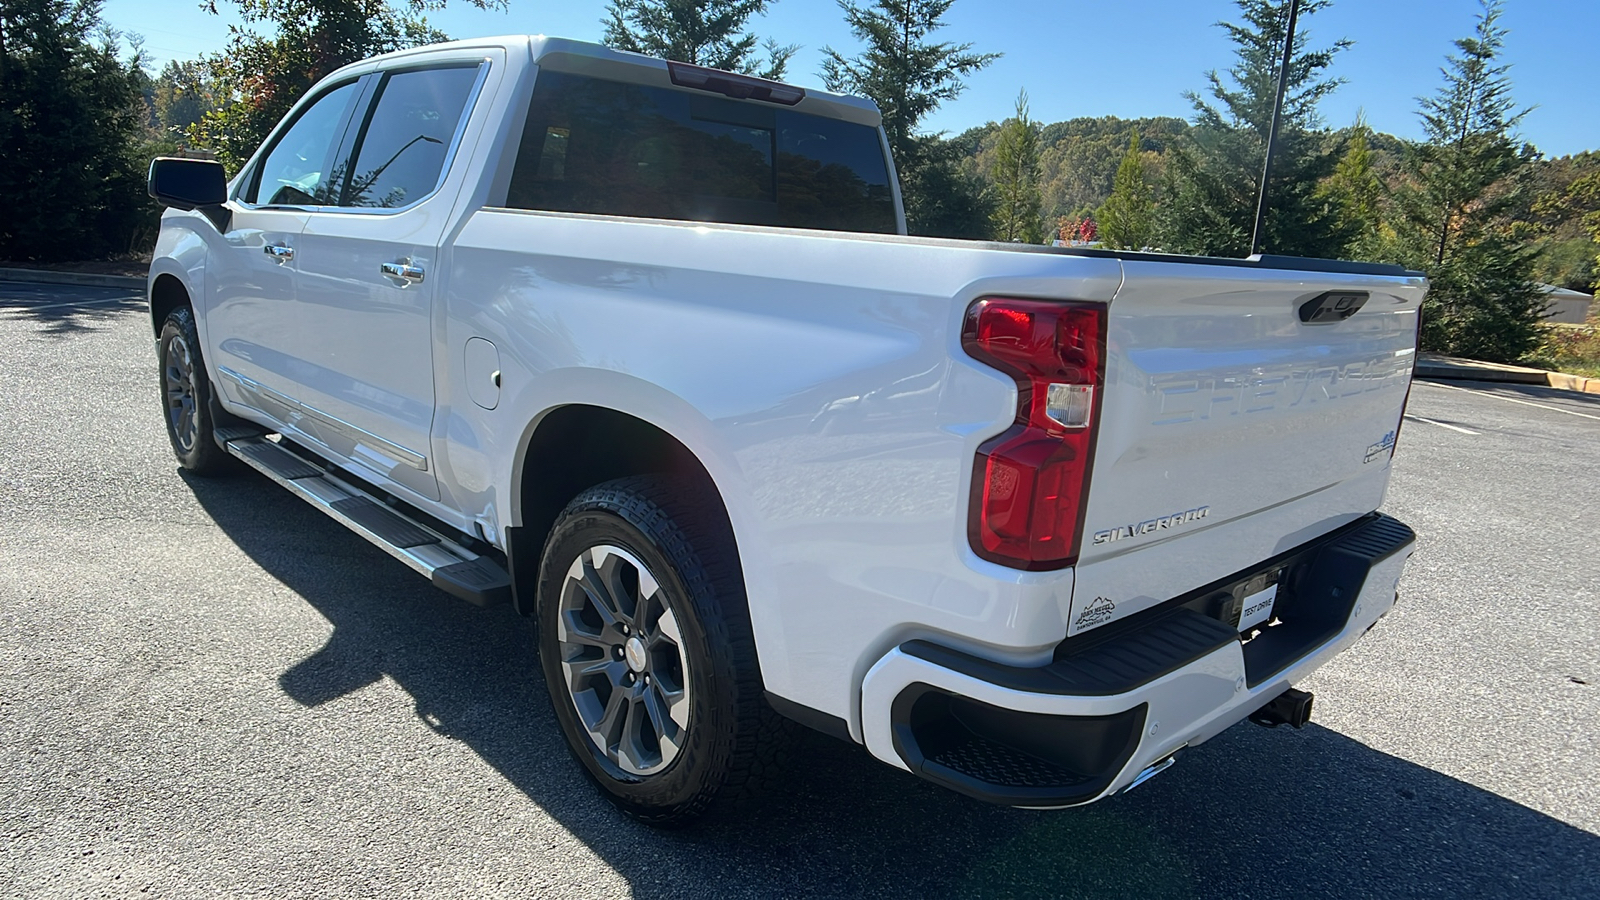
[{"x1": 1117, "y1": 750, "x2": 1180, "y2": 796}]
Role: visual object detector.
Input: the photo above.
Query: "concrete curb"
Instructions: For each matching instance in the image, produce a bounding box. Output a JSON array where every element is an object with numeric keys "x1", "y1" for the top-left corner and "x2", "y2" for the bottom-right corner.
[
  {"x1": 0, "y1": 267, "x2": 145, "y2": 290},
  {"x1": 1545, "y1": 372, "x2": 1600, "y2": 395},
  {"x1": 1414, "y1": 354, "x2": 1547, "y2": 384},
  {"x1": 1416, "y1": 353, "x2": 1600, "y2": 395}
]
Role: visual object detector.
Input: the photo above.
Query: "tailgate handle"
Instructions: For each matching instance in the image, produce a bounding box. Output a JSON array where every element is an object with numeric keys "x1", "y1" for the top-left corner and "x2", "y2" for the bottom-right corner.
[{"x1": 1299, "y1": 291, "x2": 1368, "y2": 324}]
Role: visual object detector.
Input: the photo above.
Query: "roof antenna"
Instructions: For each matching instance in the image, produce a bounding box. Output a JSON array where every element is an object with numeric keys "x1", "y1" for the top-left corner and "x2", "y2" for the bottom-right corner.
[{"x1": 1249, "y1": 0, "x2": 1302, "y2": 258}]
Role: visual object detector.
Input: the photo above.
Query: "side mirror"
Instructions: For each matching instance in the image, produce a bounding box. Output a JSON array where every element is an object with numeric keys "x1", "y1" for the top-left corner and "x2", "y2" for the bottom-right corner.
[{"x1": 148, "y1": 157, "x2": 227, "y2": 210}]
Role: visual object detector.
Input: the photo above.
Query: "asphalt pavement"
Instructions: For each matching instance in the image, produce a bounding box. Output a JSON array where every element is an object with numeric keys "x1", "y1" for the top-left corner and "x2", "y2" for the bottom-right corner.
[{"x1": 1, "y1": 282, "x2": 1596, "y2": 899}]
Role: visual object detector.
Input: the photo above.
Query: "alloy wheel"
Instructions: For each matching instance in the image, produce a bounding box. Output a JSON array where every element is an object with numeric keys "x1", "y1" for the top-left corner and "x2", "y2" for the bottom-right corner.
[
  {"x1": 556, "y1": 543, "x2": 691, "y2": 776},
  {"x1": 164, "y1": 334, "x2": 200, "y2": 453}
]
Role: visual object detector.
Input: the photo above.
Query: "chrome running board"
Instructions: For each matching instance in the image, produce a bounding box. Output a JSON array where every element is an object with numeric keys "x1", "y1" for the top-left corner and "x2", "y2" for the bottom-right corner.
[{"x1": 223, "y1": 435, "x2": 510, "y2": 606}]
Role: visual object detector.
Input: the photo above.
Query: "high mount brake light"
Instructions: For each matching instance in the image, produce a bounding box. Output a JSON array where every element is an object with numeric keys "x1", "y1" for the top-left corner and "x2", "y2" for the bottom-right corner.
[
  {"x1": 962, "y1": 298, "x2": 1107, "y2": 571},
  {"x1": 666, "y1": 62, "x2": 806, "y2": 106}
]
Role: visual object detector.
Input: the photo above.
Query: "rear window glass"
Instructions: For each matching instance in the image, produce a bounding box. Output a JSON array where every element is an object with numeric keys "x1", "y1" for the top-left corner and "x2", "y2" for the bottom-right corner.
[{"x1": 504, "y1": 70, "x2": 896, "y2": 234}]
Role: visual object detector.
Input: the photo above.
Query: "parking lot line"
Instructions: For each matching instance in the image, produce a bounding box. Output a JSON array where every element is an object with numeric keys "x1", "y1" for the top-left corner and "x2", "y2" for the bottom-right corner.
[
  {"x1": 0, "y1": 295, "x2": 140, "y2": 313},
  {"x1": 1404, "y1": 414, "x2": 1479, "y2": 435},
  {"x1": 1421, "y1": 380, "x2": 1600, "y2": 422}
]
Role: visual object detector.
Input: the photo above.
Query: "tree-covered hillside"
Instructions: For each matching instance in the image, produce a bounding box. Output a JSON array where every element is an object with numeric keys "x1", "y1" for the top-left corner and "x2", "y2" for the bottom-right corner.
[
  {"x1": 954, "y1": 116, "x2": 1191, "y2": 228},
  {"x1": 945, "y1": 111, "x2": 1596, "y2": 296}
]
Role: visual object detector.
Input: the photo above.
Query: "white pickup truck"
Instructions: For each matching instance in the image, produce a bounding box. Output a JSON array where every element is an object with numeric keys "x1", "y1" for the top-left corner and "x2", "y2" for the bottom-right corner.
[{"x1": 146, "y1": 35, "x2": 1422, "y2": 824}]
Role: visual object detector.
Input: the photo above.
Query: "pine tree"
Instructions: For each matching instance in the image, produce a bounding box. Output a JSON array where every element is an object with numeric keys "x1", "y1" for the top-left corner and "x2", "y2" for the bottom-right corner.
[
  {"x1": 820, "y1": 0, "x2": 998, "y2": 237},
  {"x1": 1393, "y1": 0, "x2": 1544, "y2": 362},
  {"x1": 1097, "y1": 130, "x2": 1154, "y2": 250},
  {"x1": 0, "y1": 0, "x2": 150, "y2": 260},
  {"x1": 1159, "y1": 0, "x2": 1352, "y2": 258},
  {"x1": 989, "y1": 91, "x2": 1042, "y2": 242},
  {"x1": 902, "y1": 134, "x2": 994, "y2": 239},
  {"x1": 821, "y1": 0, "x2": 997, "y2": 169},
  {"x1": 601, "y1": 0, "x2": 797, "y2": 79},
  {"x1": 1318, "y1": 116, "x2": 1385, "y2": 260}
]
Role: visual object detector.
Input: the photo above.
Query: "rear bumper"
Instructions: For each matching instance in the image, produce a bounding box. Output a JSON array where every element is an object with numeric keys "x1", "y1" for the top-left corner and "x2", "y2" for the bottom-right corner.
[{"x1": 860, "y1": 514, "x2": 1416, "y2": 807}]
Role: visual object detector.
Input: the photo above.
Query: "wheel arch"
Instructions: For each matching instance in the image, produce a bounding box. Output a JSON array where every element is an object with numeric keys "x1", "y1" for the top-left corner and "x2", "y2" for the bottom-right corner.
[
  {"x1": 148, "y1": 271, "x2": 191, "y2": 338},
  {"x1": 505, "y1": 403, "x2": 740, "y2": 618}
]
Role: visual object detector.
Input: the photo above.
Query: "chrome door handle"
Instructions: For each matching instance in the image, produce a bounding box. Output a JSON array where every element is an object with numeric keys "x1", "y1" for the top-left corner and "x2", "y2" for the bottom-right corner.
[
  {"x1": 381, "y1": 261, "x2": 425, "y2": 284},
  {"x1": 264, "y1": 244, "x2": 294, "y2": 262}
]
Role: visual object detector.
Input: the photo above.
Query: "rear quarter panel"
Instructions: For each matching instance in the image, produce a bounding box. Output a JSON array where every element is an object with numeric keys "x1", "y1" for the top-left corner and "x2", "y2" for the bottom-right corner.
[{"x1": 438, "y1": 214, "x2": 1123, "y2": 732}]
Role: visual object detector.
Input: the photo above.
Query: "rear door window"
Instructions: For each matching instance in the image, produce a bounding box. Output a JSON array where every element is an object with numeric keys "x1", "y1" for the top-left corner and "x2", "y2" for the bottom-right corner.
[
  {"x1": 339, "y1": 65, "x2": 482, "y2": 209},
  {"x1": 505, "y1": 70, "x2": 896, "y2": 234}
]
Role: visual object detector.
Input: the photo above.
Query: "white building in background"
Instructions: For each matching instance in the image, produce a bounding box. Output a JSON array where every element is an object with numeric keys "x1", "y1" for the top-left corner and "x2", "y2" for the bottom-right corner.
[{"x1": 1541, "y1": 284, "x2": 1594, "y2": 324}]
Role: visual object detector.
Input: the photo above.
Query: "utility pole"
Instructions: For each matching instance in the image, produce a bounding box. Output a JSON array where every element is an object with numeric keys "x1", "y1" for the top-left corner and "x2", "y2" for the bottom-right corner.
[{"x1": 1249, "y1": 0, "x2": 1302, "y2": 258}]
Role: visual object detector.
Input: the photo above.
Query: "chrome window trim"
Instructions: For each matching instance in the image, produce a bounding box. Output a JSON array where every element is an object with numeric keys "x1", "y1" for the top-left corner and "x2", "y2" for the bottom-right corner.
[{"x1": 234, "y1": 60, "x2": 492, "y2": 218}]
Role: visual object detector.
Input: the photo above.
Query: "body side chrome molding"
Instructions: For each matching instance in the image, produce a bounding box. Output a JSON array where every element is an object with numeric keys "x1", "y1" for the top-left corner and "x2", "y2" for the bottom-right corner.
[{"x1": 217, "y1": 366, "x2": 429, "y2": 471}]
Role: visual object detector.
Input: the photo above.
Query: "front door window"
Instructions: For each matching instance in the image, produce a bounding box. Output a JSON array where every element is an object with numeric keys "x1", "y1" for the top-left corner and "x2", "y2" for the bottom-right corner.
[{"x1": 250, "y1": 80, "x2": 361, "y2": 207}]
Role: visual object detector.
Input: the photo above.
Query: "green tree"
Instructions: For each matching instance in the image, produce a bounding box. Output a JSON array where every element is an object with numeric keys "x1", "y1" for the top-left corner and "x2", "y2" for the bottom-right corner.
[
  {"x1": 1097, "y1": 130, "x2": 1154, "y2": 250},
  {"x1": 191, "y1": 0, "x2": 497, "y2": 172},
  {"x1": 904, "y1": 134, "x2": 994, "y2": 238},
  {"x1": 1159, "y1": 0, "x2": 1352, "y2": 258},
  {"x1": 1318, "y1": 116, "x2": 1385, "y2": 260},
  {"x1": 1528, "y1": 152, "x2": 1600, "y2": 292},
  {"x1": 1392, "y1": 0, "x2": 1544, "y2": 361},
  {"x1": 960, "y1": 115, "x2": 1188, "y2": 226},
  {"x1": 1558, "y1": 170, "x2": 1600, "y2": 293},
  {"x1": 0, "y1": 0, "x2": 152, "y2": 261},
  {"x1": 149, "y1": 59, "x2": 212, "y2": 138},
  {"x1": 601, "y1": 0, "x2": 797, "y2": 78},
  {"x1": 989, "y1": 91, "x2": 1042, "y2": 242},
  {"x1": 820, "y1": 0, "x2": 998, "y2": 237}
]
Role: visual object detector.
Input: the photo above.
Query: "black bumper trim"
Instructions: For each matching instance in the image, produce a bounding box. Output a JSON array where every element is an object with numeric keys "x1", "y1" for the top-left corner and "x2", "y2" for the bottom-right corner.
[
  {"x1": 903, "y1": 607, "x2": 1237, "y2": 697},
  {"x1": 891, "y1": 685, "x2": 1146, "y2": 807},
  {"x1": 765, "y1": 691, "x2": 854, "y2": 744},
  {"x1": 1241, "y1": 513, "x2": 1415, "y2": 686},
  {"x1": 899, "y1": 514, "x2": 1414, "y2": 703}
]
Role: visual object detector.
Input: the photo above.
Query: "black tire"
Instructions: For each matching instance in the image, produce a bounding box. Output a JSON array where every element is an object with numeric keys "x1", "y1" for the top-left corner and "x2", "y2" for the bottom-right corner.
[
  {"x1": 536, "y1": 475, "x2": 789, "y2": 826},
  {"x1": 157, "y1": 306, "x2": 236, "y2": 476}
]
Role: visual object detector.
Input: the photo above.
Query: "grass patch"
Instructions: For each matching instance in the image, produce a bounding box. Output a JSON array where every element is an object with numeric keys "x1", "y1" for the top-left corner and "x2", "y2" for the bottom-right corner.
[{"x1": 1524, "y1": 319, "x2": 1600, "y2": 378}]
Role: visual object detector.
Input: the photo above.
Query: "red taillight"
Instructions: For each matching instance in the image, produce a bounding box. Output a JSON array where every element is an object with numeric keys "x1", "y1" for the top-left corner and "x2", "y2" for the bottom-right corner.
[{"x1": 962, "y1": 298, "x2": 1107, "y2": 570}]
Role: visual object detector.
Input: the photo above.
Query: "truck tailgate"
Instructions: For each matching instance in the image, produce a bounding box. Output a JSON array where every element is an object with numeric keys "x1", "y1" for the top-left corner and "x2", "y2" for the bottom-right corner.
[{"x1": 1067, "y1": 260, "x2": 1425, "y2": 635}]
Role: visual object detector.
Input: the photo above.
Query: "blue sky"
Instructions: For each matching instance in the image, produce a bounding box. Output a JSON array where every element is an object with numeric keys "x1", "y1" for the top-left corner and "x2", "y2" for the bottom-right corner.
[{"x1": 106, "y1": 0, "x2": 1598, "y2": 157}]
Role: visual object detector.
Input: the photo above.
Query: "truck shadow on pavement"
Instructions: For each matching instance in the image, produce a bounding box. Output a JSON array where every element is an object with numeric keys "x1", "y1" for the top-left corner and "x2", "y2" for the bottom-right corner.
[{"x1": 184, "y1": 470, "x2": 1598, "y2": 900}]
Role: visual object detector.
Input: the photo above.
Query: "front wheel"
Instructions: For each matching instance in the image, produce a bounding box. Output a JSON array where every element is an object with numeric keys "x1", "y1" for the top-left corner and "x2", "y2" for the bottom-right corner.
[
  {"x1": 157, "y1": 306, "x2": 235, "y2": 475},
  {"x1": 536, "y1": 476, "x2": 788, "y2": 826}
]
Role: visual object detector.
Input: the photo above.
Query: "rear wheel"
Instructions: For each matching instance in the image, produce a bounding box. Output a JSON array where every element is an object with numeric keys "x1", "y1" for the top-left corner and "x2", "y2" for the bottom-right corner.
[
  {"x1": 157, "y1": 306, "x2": 235, "y2": 475},
  {"x1": 536, "y1": 475, "x2": 788, "y2": 826}
]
